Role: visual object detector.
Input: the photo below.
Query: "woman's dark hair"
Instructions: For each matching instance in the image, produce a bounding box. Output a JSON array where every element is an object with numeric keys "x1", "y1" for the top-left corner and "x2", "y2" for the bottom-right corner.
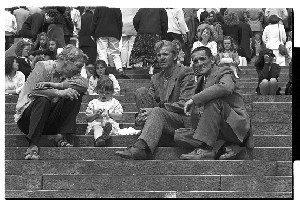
[
  {"x1": 268, "y1": 15, "x2": 280, "y2": 24},
  {"x1": 94, "y1": 59, "x2": 109, "y2": 78},
  {"x1": 15, "y1": 40, "x2": 30, "y2": 57},
  {"x1": 218, "y1": 35, "x2": 236, "y2": 52},
  {"x1": 45, "y1": 8, "x2": 64, "y2": 24},
  {"x1": 215, "y1": 12, "x2": 224, "y2": 24},
  {"x1": 95, "y1": 75, "x2": 114, "y2": 93},
  {"x1": 255, "y1": 48, "x2": 275, "y2": 70},
  {"x1": 5, "y1": 56, "x2": 17, "y2": 75}
]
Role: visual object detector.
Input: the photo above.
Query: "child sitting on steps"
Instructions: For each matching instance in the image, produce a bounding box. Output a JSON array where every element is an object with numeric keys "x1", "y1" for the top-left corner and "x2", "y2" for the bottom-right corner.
[
  {"x1": 216, "y1": 36, "x2": 240, "y2": 78},
  {"x1": 85, "y1": 75, "x2": 123, "y2": 147}
]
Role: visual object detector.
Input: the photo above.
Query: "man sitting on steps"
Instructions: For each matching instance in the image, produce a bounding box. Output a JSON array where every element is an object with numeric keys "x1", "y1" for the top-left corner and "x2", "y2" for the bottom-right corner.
[
  {"x1": 174, "y1": 46, "x2": 254, "y2": 160},
  {"x1": 115, "y1": 40, "x2": 196, "y2": 160}
]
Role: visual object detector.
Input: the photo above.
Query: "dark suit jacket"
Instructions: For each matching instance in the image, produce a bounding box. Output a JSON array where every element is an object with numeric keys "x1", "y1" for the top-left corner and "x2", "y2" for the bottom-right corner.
[
  {"x1": 20, "y1": 13, "x2": 44, "y2": 41},
  {"x1": 192, "y1": 66, "x2": 252, "y2": 143},
  {"x1": 91, "y1": 7, "x2": 122, "y2": 40},
  {"x1": 78, "y1": 10, "x2": 97, "y2": 48},
  {"x1": 17, "y1": 57, "x2": 32, "y2": 80}
]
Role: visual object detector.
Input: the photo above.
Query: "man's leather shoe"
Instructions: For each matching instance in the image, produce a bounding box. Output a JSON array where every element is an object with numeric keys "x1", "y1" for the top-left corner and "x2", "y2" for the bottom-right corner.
[
  {"x1": 218, "y1": 145, "x2": 243, "y2": 160},
  {"x1": 180, "y1": 148, "x2": 216, "y2": 160},
  {"x1": 115, "y1": 146, "x2": 148, "y2": 160}
]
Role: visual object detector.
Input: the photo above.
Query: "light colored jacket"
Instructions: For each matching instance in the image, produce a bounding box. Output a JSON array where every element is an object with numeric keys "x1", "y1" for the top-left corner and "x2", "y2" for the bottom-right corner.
[
  {"x1": 262, "y1": 23, "x2": 286, "y2": 49},
  {"x1": 166, "y1": 8, "x2": 188, "y2": 34},
  {"x1": 5, "y1": 10, "x2": 17, "y2": 34}
]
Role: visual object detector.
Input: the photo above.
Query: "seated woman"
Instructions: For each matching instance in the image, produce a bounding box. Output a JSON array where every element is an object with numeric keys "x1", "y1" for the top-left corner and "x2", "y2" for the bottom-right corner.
[
  {"x1": 15, "y1": 44, "x2": 88, "y2": 160},
  {"x1": 191, "y1": 24, "x2": 218, "y2": 57},
  {"x1": 255, "y1": 48, "x2": 281, "y2": 95},
  {"x1": 87, "y1": 60, "x2": 120, "y2": 96},
  {"x1": 32, "y1": 32, "x2": 49, "y2": 51},
  {"x1": 216, "y1": 36, "x2": 240, "y2": 78},
  {"x1": 15, "y1": 40, "x2": 32, "y2": 80},
  {"x1": 5, "y1": 56, "x2": 25, "y2": 95}
]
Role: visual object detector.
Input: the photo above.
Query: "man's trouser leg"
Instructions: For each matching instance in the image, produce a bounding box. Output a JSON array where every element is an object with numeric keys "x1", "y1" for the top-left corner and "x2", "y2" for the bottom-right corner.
[{"x1": 138, "y1": 107, "x2": 185, "y2": 154}]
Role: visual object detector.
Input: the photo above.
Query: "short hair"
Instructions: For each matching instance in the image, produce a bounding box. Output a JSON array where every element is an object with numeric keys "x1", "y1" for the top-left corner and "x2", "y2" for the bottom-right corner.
[
  {"x1": 191, "y1": 46, "x2": 213, "y2": 59},
  {"x1": 5, "y1": 56, "x2": 17, "y2": 75},
  {"x1": 154, "y1": 40, "x2": 178, "y2": 56},
  {"x1": 95, "y1": 75, "x2": 114, "y2": 93},
  {"x1": 15, "y1": 40, "x2": 30, "y2": 57},
  {"x1": 57, "y1": 44, "x2": 88, "y2": 74}
]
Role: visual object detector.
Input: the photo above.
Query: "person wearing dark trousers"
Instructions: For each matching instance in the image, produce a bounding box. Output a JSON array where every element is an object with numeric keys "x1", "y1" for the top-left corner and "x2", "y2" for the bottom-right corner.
[{"x1": 15, "y1": 44, "x2": 88, "y2": 160}]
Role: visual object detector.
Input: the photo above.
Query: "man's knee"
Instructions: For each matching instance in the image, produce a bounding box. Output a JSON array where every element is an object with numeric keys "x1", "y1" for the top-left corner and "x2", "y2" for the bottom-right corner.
[
  {"x1": 204, "y1": 99, "x2": 222, "y2": 110},
  {"x1": 34, "y1": 97, "x2": 51, "y2": 106}
]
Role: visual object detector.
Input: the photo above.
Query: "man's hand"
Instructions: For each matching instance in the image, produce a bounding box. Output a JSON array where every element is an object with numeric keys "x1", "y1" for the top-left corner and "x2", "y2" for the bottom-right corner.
[
  {"x1": 35, "y1": 82, "x2": 50, "y2": 89},
  {"x1": 58, "y1": 88, "x2": 80, "y2": 100},
  {"x1": 184, "y1": 99, "x2": 195, "y2": 116}
]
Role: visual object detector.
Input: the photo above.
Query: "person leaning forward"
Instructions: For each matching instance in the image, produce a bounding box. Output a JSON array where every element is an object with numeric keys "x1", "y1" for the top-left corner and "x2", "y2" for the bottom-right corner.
[
  {"x1": 175, "y1": 46, "x2": 253, "y2": 160},
  {"x1": 115, "y1": 40, "x2": 196, "y2": 160}
]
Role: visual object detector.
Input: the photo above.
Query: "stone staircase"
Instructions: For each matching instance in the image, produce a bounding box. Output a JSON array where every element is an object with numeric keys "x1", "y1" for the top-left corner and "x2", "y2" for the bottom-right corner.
[{"x1": 5, "y1": 66, "x2": 292, "y2": 198}]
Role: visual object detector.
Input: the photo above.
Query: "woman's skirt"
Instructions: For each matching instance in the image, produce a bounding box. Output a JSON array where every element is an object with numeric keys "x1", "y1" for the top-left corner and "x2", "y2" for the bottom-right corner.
[{"x1": 129, "y1": 33, "x2": 161, "y2": 66}]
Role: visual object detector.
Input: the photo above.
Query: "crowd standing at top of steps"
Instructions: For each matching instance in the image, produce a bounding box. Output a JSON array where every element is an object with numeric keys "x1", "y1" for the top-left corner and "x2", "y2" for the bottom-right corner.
[{"x1": 5, "y1": 7, "x2": 293, "y2": 97}]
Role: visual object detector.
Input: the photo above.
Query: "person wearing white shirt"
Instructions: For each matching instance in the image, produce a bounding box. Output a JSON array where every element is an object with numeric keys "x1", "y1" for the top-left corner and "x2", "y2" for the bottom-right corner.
[
  {"x1": 5, "y1": 56, "x2": 25, "y2": 95},
  {"x1": 191, "y1": 24, "x2": 218, "y2": 57},
  {"x1": 165, "y1": 8, "x2": 189, "y2": 45},
  {"x1": 262, "y1": 15, "x2": 286, "y2": 66},
  {"x1": 5, "y1": 8, "x2": 17, "y2": 50}
]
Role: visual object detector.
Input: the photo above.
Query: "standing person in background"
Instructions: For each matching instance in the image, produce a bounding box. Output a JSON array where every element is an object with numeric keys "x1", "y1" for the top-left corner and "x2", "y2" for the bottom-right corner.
[
  {"x1": 238, "y1": 13, "x2": 252, "y2": 63},
  {"x1": 44, "y1": 8, "x2": 66, "y2": 48},
  {"x1": 70, "y1": 7, "x2": 81, "y2": 47},
  {"x1": 262, "y1": 15, "x2": 286, "y2": 66},
  {"x1": 182, "y1": 8, "x2": 199, "y2": 66},
  {"x1": 78, "y1": 7, "x2": 97, "y2": 65},
  {"x1": 211, "y1": 12, "x2": 224, "y2": 46},
  {"x1": 129, "y1": 8, "x2": 168, "y2": 74},
  {"x1": 19, "y1": 11, "x2": 45, "y2": 42},
  {"x1": 13, "y1": 6, "x2": 30, "y2": 36},
  {"x1": 120, "y1": 8, "x2": 139, "y2": 70},
  {"x1": 264, "y1": 8, "x2": 288, "y2": 25},
  {"x1": 222, "y1": 11, "x2": 242, "y2": 48},
  {"x1": 91, "y1": 6, "x2": 124, "y2": 75},
  {"x1": 62, "y1": 7, "x2": 75, "y2": 45},
  {"x1": 165, "y1": 8, "x2": 188, "y2": 46},
  {"x1": 5, "y1": 8, "x2": 17, "y2": 50}
]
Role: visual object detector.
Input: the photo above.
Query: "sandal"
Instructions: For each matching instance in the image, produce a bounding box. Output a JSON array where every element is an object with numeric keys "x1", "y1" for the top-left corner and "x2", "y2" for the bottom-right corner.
[
  {"x1": 57, "y1": 138, "x2": 73, "y2": 147},
  {"x1": 24, "y1": 148, "x2": 40, "y2": 160}
]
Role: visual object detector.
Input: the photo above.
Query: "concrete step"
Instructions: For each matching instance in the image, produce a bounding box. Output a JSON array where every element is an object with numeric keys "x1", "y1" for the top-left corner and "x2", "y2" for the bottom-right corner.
[
  {"x1": 5, "y1": 160, "x2": 292, "y2": 176},
  {"x1": 4, "y1": 190, "x2": 293, "y2": 198},
  {"x1": 5, "y1": 134, "x2": 292, "y2": 148},
  {"x1": 5, "y1": 174, "x2": 292, "y2": 192},
  {"x1": 5, "y1": 122, "x2": 292, "y2": 135},
  {"x1": 5, "y1": 94, "x2": 292, "y2": 104},
  {"x1": 5, "y1": 147, "x2": 292, "y2": 161},
  {"x1": 5, "y1": 110, "x2": 292, "y2": 124},
  {"x1": 5, "y1": 101, "x2": 292, "y2": 114}
]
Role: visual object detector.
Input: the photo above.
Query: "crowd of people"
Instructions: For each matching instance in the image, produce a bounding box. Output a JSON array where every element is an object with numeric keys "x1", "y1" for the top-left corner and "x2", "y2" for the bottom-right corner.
[{"x1": 4, "y1": 7, "x2": 293, "y2": 160}]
